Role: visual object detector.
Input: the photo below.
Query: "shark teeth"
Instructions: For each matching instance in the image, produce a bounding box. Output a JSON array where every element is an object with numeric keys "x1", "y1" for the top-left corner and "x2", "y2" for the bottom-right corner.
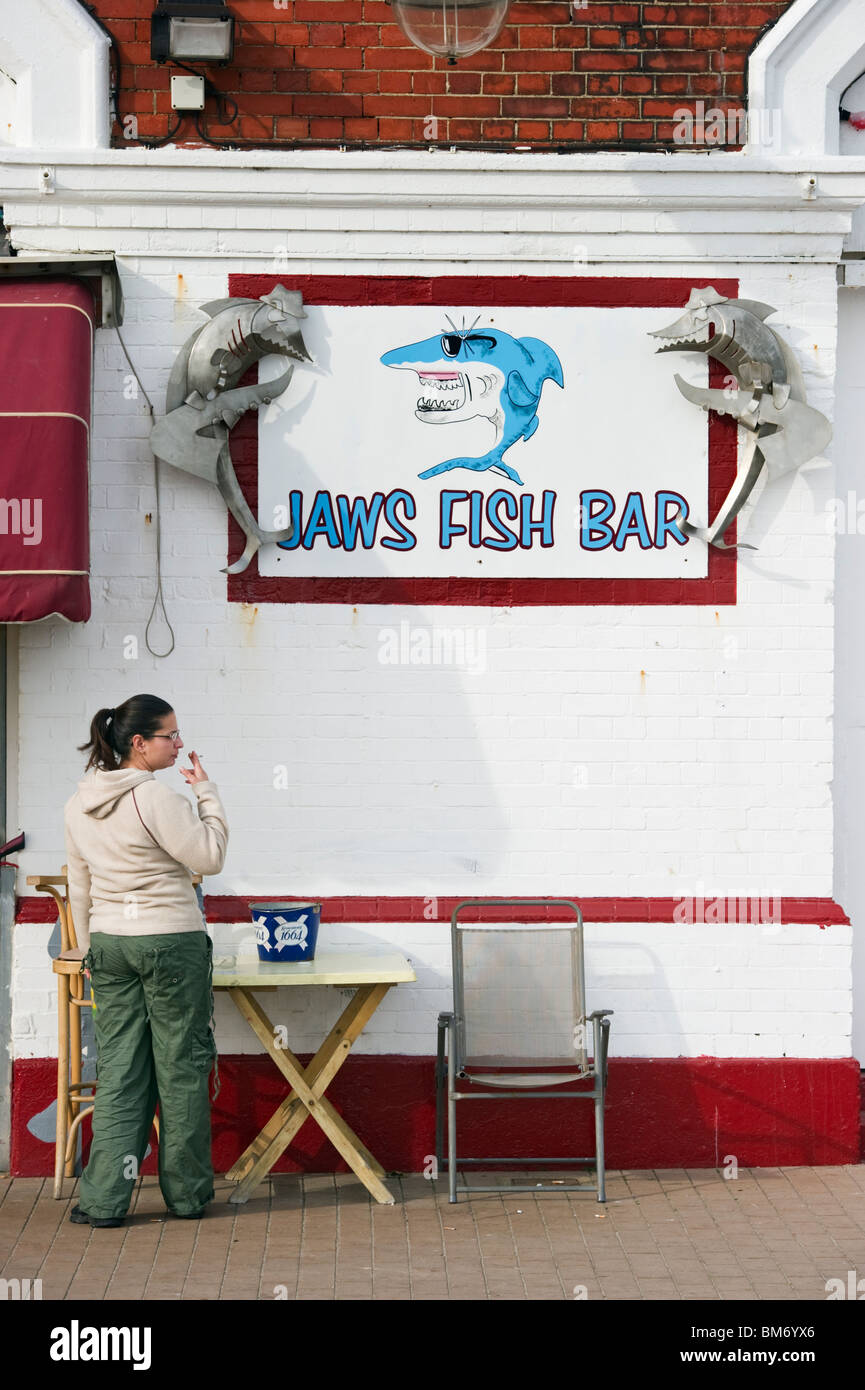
[
  {"x1": 652, "y1": 327, "x2": 713, "y2": 350},
  {"x1": 416, "y1": 371, "x2": 467, "y2": 411},
  {"x1": 418, "y1": 375, "x2": 461, "y2": 389}
]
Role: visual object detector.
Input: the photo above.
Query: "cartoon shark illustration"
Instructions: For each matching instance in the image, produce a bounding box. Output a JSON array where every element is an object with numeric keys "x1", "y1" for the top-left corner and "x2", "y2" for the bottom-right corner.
[
  {"x1": 380, "y1": 316, "x2": 563, "y2": 485},
  {"x1": 650, "y1": 286, "x2": 831, "y2": 549}
]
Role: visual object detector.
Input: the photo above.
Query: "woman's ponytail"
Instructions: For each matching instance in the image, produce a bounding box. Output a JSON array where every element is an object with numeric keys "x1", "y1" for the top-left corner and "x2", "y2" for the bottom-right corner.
[{"x1": 77, "y1": 707, "x2": 118, "y2": 772}]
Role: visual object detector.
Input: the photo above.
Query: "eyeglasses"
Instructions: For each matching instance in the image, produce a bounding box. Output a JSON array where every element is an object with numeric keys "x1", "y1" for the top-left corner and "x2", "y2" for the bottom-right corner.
[{"x1": 149, "y1": 731, "x2": 182, "y2": 742}]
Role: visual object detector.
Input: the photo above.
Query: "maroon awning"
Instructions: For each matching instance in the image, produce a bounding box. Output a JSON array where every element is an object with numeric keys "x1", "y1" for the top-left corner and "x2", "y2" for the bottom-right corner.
[{"x1": 0, "y1": 278, "x2": 94, "y2": 622}]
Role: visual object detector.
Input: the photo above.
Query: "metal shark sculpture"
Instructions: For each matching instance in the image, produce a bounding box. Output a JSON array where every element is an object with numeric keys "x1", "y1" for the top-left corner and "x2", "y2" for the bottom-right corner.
[
  {"x1": 650, "y1": 287, "x2": 831, "y2": 549},
  {"x1": 150, "y1": 285, "x2": 313, "y2": 574},
  {"x1": 380, "y1": 316, "x2": 563, "y2": 485}
]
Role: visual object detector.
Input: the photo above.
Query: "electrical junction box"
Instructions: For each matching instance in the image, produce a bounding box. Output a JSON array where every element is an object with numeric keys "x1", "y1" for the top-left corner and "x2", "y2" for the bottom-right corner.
[{"x1": 170, "y1": 74, "x2": 205, "y2": 111}]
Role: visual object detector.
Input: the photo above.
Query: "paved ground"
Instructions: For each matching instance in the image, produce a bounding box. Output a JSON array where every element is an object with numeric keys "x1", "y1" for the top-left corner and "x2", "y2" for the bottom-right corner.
[{"x1": 2, "y1": 1166, "x2": 864, "y2": 1300}]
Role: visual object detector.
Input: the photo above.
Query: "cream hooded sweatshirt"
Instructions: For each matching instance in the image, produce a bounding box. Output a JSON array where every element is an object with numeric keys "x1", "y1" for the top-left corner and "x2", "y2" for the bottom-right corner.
[{"x1": 63, "y1": 767, "x2": 229, "y2": 950}]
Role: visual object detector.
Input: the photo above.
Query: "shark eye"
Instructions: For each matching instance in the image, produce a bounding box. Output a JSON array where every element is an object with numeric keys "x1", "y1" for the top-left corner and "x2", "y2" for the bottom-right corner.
[{"x1": 441, "y1": 334, "x2": 463, "y2": 357}]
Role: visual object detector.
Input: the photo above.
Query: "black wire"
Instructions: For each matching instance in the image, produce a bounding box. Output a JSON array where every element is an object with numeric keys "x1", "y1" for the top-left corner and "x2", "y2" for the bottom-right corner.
[
  {"x1": 190, "y1": 74, "x2": 239, "y2": 144},
  {"x1": 132, "y1": 63, "x2": 239, "y2": 148},
  {"x1": 169, "y1": 57, "x2": 206, "y2": 81},
  {"x1": 840, "y1": 71, "x2": 865, "y2": 104},
  {"x1": 152, "y1": 137, "x2": 701, "y2": 154},
  {"x1": 839, "y1": 69, "x2": 865, "y2": 122},
  {"x1": 194, "y1": 110, "x2": 224, "y2": 148},
  {"x1": 137, "y1": 113, "x2": 187, "y2": 149},
  {"x1": 212, "y1": 90, "x2": 239, "y2": 125}
]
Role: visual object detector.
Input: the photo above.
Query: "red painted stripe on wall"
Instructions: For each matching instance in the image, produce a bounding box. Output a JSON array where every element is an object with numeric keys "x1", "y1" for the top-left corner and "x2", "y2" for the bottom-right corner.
[
  {"x1": 11, "y1": 1055, "x2": 860, "y2": 1178},
  {"x1": 15, "y1": 895, "x2": 851, "y2": 925}
]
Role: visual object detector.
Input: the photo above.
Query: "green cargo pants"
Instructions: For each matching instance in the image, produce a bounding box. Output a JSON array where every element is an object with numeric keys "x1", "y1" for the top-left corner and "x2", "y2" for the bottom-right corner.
[{"x1": 77, "y1": 930, "x2": 218, "y2": 1220}]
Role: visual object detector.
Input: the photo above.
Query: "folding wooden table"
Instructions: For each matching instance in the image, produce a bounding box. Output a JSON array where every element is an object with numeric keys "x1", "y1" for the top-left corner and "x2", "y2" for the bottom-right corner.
[{"x1": 212, "y1": 946, "x2": 416, "y2": 1205}]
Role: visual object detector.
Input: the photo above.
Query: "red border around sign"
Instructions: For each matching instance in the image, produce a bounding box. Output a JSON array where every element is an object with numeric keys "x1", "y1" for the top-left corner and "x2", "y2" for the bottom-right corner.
[{"x1": 224, "y1": 275, "x2": 739, "y2": 606}]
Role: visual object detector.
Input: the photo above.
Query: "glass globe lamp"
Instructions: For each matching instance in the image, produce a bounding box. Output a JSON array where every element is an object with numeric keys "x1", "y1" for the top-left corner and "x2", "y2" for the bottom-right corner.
[{"x1": 389, "y1": 0, "x2": 511, "y2": 65}]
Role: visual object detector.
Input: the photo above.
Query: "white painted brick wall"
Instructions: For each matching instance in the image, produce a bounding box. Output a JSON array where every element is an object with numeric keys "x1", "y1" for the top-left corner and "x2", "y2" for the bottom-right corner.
[
  {"x1": 3, "y1": 157, "x2": 850, "y2": 1062},
  {"x1": 12, "y1": 920, "x2": 852, "y2": 1060}
]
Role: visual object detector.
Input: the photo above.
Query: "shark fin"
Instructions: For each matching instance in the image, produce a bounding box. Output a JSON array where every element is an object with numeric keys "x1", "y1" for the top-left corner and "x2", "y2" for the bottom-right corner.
[
  {"x1": 523, "y1": 414, "x2": 539, "y2": 442},
  {"x1": 507, "y1": 369, "x2": 540, "y2": 409},
  {"x1": 200, "y1": 298, "x2": 244, "y2": 318},
  {"x1": 732, "y1": 299, "x2": 777, "y2": 322},
  {"x1": 520, "y1": 337, "x2": 565, "y2": 389}
]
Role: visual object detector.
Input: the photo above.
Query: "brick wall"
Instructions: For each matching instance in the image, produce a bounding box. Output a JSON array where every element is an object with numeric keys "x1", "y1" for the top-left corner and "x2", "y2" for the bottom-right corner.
[{"x1": 84, "y1": 0, "x2": 795, "y2": 148}]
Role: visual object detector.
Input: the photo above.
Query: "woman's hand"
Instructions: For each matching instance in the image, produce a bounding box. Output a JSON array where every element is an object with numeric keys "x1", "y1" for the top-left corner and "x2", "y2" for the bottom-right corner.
[{"x1": 179, "y1": 751, "x2": 210, "y2": 785}]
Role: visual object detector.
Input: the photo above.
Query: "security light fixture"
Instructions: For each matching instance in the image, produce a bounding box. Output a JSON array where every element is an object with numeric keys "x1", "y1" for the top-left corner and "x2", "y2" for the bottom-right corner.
[
  {"x1": 151, "y1": 0, "x2": 235, "y2": 66},
  {"x1": 388, "y1": 0, "x2": 510, "y2": 65}
]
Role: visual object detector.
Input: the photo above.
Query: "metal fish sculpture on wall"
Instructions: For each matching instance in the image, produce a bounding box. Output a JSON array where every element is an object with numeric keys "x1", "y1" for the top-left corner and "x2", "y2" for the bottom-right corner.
[
  {"x1": 150, "y1": 285, "x2": 313, "y2": 574},
  {"x1": 650, "y1": 286, "x2": 831, "y2": 549}
]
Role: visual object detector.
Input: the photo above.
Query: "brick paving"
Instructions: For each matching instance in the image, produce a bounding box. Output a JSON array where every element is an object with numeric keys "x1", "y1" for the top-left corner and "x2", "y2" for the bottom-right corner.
[{"x1": 2, "y1": 1166, "x2": 865, "y2": 1301}]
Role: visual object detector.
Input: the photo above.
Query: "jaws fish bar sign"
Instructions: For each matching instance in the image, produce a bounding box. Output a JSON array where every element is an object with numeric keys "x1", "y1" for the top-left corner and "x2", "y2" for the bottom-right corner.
[{"x1": 228, "y1": 276, "x2": 739, "y2": 606}]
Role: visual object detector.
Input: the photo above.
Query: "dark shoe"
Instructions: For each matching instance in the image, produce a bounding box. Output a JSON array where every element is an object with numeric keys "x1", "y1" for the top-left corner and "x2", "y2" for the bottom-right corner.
[
  {"x1": 69, "y1": 1204, "x2": 124, "y2": 1229},
  {"x1": 169, "y1": 1208, "x2": 205, "y2": 1219}
]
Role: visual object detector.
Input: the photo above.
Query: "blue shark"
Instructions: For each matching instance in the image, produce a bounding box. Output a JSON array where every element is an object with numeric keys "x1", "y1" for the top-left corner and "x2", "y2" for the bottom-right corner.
[{"x1": 380, "y1": 318, "x2": 563, "y2": 485}]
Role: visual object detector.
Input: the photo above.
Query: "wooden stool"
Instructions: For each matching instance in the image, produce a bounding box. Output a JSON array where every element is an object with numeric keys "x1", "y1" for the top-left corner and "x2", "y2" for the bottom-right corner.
[
  {"x1": 27, "y1": 870, "x2": 202, "y2": 1199},
  {"x1": 27, "y1": 870, "x2": 102, "y2": 1198}
]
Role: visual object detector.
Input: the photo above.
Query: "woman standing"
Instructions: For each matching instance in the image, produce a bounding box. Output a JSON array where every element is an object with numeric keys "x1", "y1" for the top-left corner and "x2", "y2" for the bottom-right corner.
[{"x1": 63, "y1": 694, "x2": 229, "y2": 1228}]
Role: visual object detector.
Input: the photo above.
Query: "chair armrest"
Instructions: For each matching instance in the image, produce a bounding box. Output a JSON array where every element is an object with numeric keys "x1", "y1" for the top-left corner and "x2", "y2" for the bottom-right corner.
[
  {"x1": 588, "y1": 1008, "x2": 614, "y2": 1020},
  {"x1": 26, "y1": 874, "x2": 69, "y2": 887},
  {"x1": 435, "y1": 1013, "x2": 454, "y2": 1087},
  {"x1": 596, "y1": 1014, "x2": 612, "y2": 1085}
]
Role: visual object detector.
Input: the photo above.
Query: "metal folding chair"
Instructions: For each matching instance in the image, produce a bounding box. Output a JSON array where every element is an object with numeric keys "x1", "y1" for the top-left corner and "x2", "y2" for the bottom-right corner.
[{"x1": 435, "y1": 898, "x2": 613, "y2": 1202}]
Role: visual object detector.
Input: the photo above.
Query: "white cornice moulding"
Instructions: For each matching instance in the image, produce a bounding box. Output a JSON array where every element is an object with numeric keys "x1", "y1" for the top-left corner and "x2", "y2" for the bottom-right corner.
[
  {"x1": 4, "y1": 147, "x2": 865, "y2": 269},
  {"x1": 7, "y1": 147, "x2": 865, "y2": 173},
  {"x1": 4, "y1": 152, "x2": 865, "y2": 265},
  {"x1": 5, "y1": 151, "x2": 865, "y2": 202}
]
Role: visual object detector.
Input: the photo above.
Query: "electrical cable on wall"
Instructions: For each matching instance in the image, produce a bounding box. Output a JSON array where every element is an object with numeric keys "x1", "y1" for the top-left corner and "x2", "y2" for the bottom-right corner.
[
  {"x1": 157, "y1": 58, "x2": 239, "y2": 147},
  {"x1": 840, "y1": 71, "x2": 865, "y2": 130},
  {"x1": 112, "y1": 319, "x2": 177, "y2": 660},
  {"x1": 194, "y1": 90, "x2": 240, "y2": 147},
  {"x1": 139, "y1": 114, "x2": 187, "y2": 149}
]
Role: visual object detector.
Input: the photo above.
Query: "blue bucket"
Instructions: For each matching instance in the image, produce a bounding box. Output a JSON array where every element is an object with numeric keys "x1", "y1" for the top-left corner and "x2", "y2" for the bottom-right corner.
[{"x1": 250, "y1": 901, "x2": 321, "y2": 962}]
